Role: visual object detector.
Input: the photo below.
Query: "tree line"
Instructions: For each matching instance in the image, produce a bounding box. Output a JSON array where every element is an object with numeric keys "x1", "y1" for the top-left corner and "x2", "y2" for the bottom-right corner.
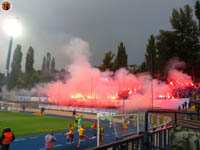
[
  {"x1": 140, "y1": 2, "x2": 200, "y2": 80},
  {"x1": 100, "y1": 2, "x2": 200, "y2": 81},
  {"x1": 1, "y1": 41, "x2": 129, "y2": 90},
  {"x1": 0, "y1": 45, "x2": 66, "y2": 90},
  {"x1": 98, "y1": 42, "x2": 128, "y2": 72}
]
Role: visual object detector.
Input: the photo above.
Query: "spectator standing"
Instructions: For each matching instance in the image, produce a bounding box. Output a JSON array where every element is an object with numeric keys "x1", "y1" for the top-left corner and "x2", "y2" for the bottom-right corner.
[
  {"x1": 197, "y1": 104, "x2": 200, "y2": 120},
  {"x1": 195, "y1": 94, "x2": 199, "y2": 101},
  {"x1": 184, "y1": 101, "x2": 188, "y2": 111},
  {"x1": 73, "y1": 109, "x2": 76, "y2": 116},
  {"x1": 182, "y1": 104, "x2": 185, "y2": 111},
  {"x1": 184, "y1": 101, "x2": 188, "y2": 120},
  {"x1": 45, "y1": 131, "x2": 56, "y2": 150},
  {"x1": 178, "y1": 106, "x2": 181, "y2": 111},
  {"x1": 0, "y1": 128, "x2": 15, "y2": 150},
  {"x1": 188, "y1": 102, "x2": 191, "y2": 109},
  {"x1": 188, "y1": 102, "x2": 193, "y2": 120},
  {"x1": 22, "y1": 105, "x2": 25, "y2": 112},
  {"x1": 41, "y1": 107, "x2": 45, "y2": 115}
]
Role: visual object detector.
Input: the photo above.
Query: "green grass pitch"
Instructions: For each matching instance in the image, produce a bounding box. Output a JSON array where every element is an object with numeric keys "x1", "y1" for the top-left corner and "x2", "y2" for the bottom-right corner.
[{"x1": 0, "y1": 111, "x2": 92, "y2": 137}]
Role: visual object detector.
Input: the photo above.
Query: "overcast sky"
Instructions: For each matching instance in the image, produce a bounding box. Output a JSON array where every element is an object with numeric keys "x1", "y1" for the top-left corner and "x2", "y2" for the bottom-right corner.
[{"x1": 0, "y1": 0, "x2": 195, "y2": 72}]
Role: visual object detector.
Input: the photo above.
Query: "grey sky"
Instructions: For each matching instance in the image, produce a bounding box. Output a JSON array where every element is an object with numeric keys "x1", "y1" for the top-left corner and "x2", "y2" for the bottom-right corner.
[{"x1": 0, "y1": 0, "x2": 195, "y2": 72}]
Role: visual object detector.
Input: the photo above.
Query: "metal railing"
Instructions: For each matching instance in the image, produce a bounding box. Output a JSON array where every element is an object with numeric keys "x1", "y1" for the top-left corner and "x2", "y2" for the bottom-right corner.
[
  {"x1": 145, "y1": 110, "x2": 200, "y2": 131},
  {"x1": 91, "y1": 134, "x2": 144, "y2": 150},
  {"x1": 90, "y1": 110, "x2": 200, "y2": 150},
  {"x1": 90, "y1": 126, "x2": 173, "y2": 150}
]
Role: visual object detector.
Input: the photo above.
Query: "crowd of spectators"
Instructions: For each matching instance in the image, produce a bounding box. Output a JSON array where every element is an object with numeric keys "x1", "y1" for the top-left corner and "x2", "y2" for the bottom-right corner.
[
  {"x1": 177, "y1": 90, "x2": 200, "y2": 120},
  {"x1": 172, "y1": 85, "x2": 200, "y2": 99}
]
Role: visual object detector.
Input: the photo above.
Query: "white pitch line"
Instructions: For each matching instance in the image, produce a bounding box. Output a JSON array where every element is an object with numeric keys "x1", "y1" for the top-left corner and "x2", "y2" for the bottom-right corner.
[
  {"x1": 66, "y1": 141, "x2": 74, "y2": 144},
  {"x1": 66, "y1": 142, "x2": 74, "y2": 145},
  {"x1": 40, "y1": 144, "x2": 63, "y2": 150},
  {"x1": 54, "y1": 144, "x2": 63, "y2": 147},
  {"x1": 14, "y1": 138, "x2": 25, "y2": 142},
  {"x1": 30, "y1": 136, "x2": 38, "y2": 139}
]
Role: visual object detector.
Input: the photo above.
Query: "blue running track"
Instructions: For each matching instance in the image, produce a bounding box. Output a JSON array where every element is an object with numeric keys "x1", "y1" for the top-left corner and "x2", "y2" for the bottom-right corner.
[{"x1": 7, "y1": 112, "x2": 143, "y2": 150}]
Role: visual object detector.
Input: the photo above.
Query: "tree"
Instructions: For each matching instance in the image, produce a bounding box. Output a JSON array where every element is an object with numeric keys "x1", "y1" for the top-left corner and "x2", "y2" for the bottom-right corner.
[
  {"x1": 46, "y1": 52, "x2": 51, "y2": 73},
  {"x1": 59, "y1": 69, "x2": 67, "y2": 83},
  {"x1": 8, "y1": 45, "x2": 23, "y2": 89},
  {"x1": 101, "y1": 51, "x2": 115, "y2": 71},
  {"x1": 156, "y1": 5, "x2": 200, "y2": 79},
  {"x1": 51, "y1": 57, "x2": 55, "y2": 73},
  {"x1": 16, "y1": 72, "x2": 25, "y2": 89},
  {"x1": 195, "y1": 1, "x2": 200, "y2": 80},
  {"x1": 42, "y1": 56, "x2": 46, "y2": 73},
  {"x1": 137, "y1": 61, "x2": 147, "y2": 73},
  {"x1": 25, "y1": 46, "x2": 34, "y2": 86},
  {"x1": 41, "y1": 56, "x2": 46, "y2": 82},
  {"x1": 195, "y1": 1, "x2": 200, "y2": 28},
  {"x1": 171, "y1": 5, "x2": 199, "y2": 78},
  {"x1": 114, "y1": 42, "x2": 128, "y2": 71},
  {"x1": 45, "y1": 52, "x2": 51, "y2": 81},
  {"x1": 157, "y1": 31, "x2": 178, "y2": 74},
  {"x1": 145, "y1": 35, "x2": 158, "y2": 76},
  {"x1": 42, "y1": 52, "x2": 55, "y2": 82},
  {"x1": 0, "y1": 73, "x2": 4, "y2": 87},
  {"x1": 27, "y1": 71, "x2": 41, "y2": 88}
]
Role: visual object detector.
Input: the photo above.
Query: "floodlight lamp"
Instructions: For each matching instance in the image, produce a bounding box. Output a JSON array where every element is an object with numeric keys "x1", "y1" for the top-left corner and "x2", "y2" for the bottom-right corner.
[{"x1": 3, "y1": 17, "x2": 22, "y2": 37}]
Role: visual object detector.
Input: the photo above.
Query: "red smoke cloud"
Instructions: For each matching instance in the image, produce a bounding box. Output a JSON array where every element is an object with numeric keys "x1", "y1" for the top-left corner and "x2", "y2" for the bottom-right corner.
[
  {"x1": 42, "y1": 38, "x2": 192, "y2": 110},
  {"x1": 167, "y1": 69, "x2": 194, "y2": 88}
]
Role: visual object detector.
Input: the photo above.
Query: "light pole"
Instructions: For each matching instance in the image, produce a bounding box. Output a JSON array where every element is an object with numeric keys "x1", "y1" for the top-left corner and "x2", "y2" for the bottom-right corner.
[
  {"x1": 150, "y1": 52, "x2": 154, "y2": 110},
  {"x1": 2, "y1": 17, "x2": 22, "y2": 96},
  {"x1": 123, "y1": 70, "x2": 125, "y2": 114},
  {"x1": 122, "y1": 70, "x2": 128, "y2": 114},
  {"x1": 91, "y1": 76, "x2": 93, "y2": 99},
  {"x1": 3, "y1": 37, "x2": 13, "y2": 86}
]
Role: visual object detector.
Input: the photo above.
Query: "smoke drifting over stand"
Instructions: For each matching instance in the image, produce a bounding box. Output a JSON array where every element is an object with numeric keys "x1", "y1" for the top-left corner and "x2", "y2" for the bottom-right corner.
[{"x1": 40, "y1": 38, "x2": 193, "y2": 110}]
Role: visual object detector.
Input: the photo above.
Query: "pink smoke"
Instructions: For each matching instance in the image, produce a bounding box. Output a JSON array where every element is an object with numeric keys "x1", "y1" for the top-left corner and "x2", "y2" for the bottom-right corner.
[
  {"x1": 167, "y1": 69, "x2": 194, "y2": 88},
  {"x1": 41, "y1": 38, "x2": 193, "y2": 110}
]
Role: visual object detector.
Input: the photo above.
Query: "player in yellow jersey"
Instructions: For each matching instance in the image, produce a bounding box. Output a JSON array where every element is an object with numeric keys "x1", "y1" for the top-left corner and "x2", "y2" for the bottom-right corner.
[
  {"x1": 99, "y1": 124, "x2": 104, "y2": 145},
  {"x1": 65, "y1": 124, "x2": 74, "y2": 144},
  {"x1": 74, "y1": 114, "x2": 79, "y2": 129},
  {"x1": 77, "y1": 125, "x2": 91, "y2": 149},
  {"x1": 122, "y1": 120, "x2": 128, "y2": 136}
]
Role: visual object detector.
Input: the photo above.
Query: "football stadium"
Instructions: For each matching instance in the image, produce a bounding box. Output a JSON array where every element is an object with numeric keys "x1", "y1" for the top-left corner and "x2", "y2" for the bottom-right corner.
[{"x1": 0, "y1": 0, "x2": 200, "y2": 150}]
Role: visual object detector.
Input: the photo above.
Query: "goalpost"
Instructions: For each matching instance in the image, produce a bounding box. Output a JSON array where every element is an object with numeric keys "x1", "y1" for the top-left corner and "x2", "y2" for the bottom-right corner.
[
  {"x1": 0, "y1": 101, "x2": 21, "y2": 112},
  {"x1": 96, "y1": 112, "x2": 172, "y2": 147},
  {"x1": 96, "y1": 112, "x2": 142, "y2": 146}
]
